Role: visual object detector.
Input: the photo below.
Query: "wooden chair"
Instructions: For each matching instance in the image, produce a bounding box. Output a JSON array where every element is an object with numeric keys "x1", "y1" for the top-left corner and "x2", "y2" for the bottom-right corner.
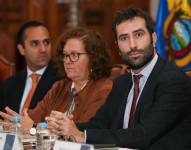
[
  {"x1": 109, "y1": 64, "x2": 130, "y2": 80},
  {"x1": 0, "y1": 55, "x2": 15, "y2": 83}
]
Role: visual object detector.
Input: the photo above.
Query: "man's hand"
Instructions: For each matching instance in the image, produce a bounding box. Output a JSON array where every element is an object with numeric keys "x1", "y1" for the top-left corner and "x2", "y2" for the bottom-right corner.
[
  {"x1": 0, "y1": 107, "x2": 34, "y2": 134},
  {"x1": 21, "y1": 109, "x2": 34, "y2": 133},
  {"x1": 0, "y1": 106, "x2": 18, "y2": 121},
  {"x1": 46, "y1": 110, "x2": 85, "y2": 143}
]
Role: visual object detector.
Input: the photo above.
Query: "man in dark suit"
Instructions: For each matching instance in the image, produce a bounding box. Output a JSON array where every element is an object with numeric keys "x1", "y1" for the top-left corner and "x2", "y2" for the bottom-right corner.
[
  {"x1": 0, "y1": 21, "x2": 59, "y2": 113},
  {"x1": 46, "y1": 7, "x2": 191, "y2": 150}
]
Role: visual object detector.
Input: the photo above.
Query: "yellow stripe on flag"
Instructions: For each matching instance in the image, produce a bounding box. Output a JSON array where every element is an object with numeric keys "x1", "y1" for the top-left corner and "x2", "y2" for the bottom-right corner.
[{"x1": 175, "y1": 51, "x2": 191, "y2": 67}]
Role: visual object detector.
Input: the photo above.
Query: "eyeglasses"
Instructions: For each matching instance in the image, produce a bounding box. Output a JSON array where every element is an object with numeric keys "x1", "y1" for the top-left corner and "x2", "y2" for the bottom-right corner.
[{"x1": 59, "y1": 52, "x2": 88, "y2": 62}]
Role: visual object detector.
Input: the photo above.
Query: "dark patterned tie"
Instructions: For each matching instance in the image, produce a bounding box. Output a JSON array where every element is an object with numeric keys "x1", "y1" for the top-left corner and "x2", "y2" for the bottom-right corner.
[
  {"x1": 66, "y1": 88, "x2": 77, "y2": 115},
  {"x1": 128, "y1": 75, "x2": 142, "y2": 128}
]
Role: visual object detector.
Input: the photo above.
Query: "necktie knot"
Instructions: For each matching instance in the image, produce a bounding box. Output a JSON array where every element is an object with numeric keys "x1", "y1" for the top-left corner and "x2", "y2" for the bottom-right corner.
[
  {"x1": 31, "y1": 73, "x2": 39, "y2": 83},
  {"x1": 71, "y1": 88, "x2": 77, "y2": 98},
  {"x1": 133, "y1": 74, "x2": 142, "y2": 83}
]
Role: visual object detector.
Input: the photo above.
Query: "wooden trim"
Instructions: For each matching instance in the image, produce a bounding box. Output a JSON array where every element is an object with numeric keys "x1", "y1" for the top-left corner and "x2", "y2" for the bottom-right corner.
[{"x1": 0, "y1": 55, "x2": 15, "y2": 78}]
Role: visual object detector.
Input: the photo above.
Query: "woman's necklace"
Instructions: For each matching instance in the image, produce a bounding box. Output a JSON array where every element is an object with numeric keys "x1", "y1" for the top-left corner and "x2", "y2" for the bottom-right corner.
[
  {"x1": 71, "y1": 80, "x2": 89, "y2": 92},
  {"x1": 65, "y1": 80, "x2": 89, "y2": 116}
]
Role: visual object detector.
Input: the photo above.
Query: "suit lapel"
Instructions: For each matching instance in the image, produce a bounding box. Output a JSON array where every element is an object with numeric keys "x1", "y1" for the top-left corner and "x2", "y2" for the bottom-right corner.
[
  {"x1": 12, "y1": 70, "x2": 27, "y2": 112},
  {"x1": 112, "y1": 74, "x2": 133, "y2": 128},
  {"x1": 29, "y1": 62, "x2": 59, "y2": 108},
  {"x1": 120, "y1": 75, "x2": 133, "y2": 114},
  {"x1": 134, "y1": 57, "x2": 166, "y2": 123}
]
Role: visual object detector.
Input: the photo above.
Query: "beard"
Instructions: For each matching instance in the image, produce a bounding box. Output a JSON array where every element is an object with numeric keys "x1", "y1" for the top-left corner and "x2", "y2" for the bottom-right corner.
[{"x1": 120, "y1": 43, "x2": 154, "y2": 70}]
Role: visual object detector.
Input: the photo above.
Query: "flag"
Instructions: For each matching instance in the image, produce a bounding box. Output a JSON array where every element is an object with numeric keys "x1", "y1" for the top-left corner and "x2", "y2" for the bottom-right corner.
[{"x1": 155, "y1": 0, "x2": 191, "y2": 71}]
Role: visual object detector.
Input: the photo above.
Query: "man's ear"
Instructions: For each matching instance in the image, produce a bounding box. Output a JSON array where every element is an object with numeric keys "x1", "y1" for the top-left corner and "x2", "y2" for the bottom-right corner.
[
  {"x1": 17, "y1": 44, "x2": 25, "y2": 56},
  {"x1": 152, "y1": 32, "x2": 157, "y2": 48}
]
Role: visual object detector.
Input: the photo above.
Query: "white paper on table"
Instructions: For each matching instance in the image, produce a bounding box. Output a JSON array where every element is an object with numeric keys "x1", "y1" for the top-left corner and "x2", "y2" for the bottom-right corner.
[
  {"x1": 53, "y1": 140, "x2": 94, "y2": 150},
  {"x1": 0, "y1": 133, "x2": 22, "y2": 150}
]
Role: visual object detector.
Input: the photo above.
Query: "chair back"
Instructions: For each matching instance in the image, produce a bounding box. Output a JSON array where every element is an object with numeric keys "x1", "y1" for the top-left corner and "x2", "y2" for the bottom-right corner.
[
  {"x1": 109, "y1": 64, "x2": 130, "y2": 80},
  {"x1": 0, "y1": 55, "x2": 15, "y2": 83}
]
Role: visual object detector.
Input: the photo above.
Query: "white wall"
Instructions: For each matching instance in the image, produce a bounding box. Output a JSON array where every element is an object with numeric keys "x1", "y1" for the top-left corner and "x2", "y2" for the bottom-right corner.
[{"x1": 150, "y1": 0, "x2": 159, "y2": 21}]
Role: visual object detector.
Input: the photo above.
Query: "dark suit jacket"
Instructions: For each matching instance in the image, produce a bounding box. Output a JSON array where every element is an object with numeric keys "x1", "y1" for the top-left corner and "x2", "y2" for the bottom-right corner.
[
  {"x1": 78, "y1": 57, "x2": 191, "y2": 150},
  {"x1": 0, "y1": 61, "x2": 60, "y2": 113}
]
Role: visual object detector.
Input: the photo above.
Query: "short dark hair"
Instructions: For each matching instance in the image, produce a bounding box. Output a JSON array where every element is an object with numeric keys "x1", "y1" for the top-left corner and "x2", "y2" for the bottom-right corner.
[
  {"x1": 16, "y1": 20, "x2": 48, "y2": 46},
  {"x1": 55, "y1": 27, "x2": 111, "y2": 80},
  {"x1": 112, "y1": 6, "x2": 155, "y2": 39}
]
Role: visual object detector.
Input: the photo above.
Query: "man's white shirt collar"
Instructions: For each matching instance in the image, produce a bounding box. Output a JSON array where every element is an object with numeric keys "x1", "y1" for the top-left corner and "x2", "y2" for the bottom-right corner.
[
  {"x1": 27, "y1": 66, "x2": 47, "y2": 78},
  {"x1": 131, "y1": 54, "x2": 158, "y2": 78}
]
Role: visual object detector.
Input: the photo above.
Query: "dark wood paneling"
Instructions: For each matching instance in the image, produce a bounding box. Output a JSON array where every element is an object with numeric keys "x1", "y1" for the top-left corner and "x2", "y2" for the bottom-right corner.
[{"x1": 0, "y1": 0, "x2": 150, "y2": 71}]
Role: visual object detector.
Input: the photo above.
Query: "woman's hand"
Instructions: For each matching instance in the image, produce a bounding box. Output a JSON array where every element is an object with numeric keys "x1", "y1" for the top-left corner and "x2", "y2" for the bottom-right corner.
[
  {"x1": 45, "y1": 110, "x2": 64, "y2": 135},
  {"x1": 46, "y1": 110, "x2": 85, "y2": 142}
]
